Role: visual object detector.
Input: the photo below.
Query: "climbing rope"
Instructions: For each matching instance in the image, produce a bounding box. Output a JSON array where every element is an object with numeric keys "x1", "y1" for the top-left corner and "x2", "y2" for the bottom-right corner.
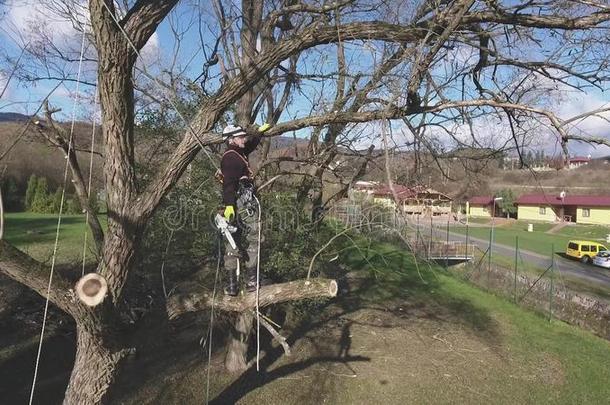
[
  {"x1": 81, "y1": 92, "x2": 98, "y2": 276},
  {"x1": 29, "y1": 30, "x2": 87, "y2": 405},
  {"x1": 253, "y1": 195, "x2": 262, "y2": 371},
  {"x1": 205, "y1": 230, "x2": 222, "y2": 404}
]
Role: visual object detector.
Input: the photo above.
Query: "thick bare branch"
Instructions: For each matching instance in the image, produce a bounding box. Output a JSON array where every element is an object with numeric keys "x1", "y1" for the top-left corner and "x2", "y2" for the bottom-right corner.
[
  {"x1": 0, "y1": 240, "x2": 74, "y2": 314},
  {"x1": 167, "y1": 278, "x2": 337, "y2": 319},
  {"x1": 123, "y1": 0, "x2": 180, "y2": 52}
]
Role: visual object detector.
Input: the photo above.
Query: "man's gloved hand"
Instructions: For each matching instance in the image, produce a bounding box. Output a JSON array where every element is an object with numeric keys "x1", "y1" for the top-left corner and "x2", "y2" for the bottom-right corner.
[
  {"x1": 258, "y1": 123, "x2": 271, "y2": 133},
  {"x1": 224, "y1": 205, "x2": 235, "y2": 221}
]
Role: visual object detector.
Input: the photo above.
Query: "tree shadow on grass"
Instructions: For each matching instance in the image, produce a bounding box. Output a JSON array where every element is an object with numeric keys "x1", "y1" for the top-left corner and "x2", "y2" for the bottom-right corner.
[
  {"x1": 209, "y1": 258, "x2": 502, "y2": 404},
  {"x1": 3, "y1": 215, "x2": 91, "y2": 250},
  {"x1": 0, "y1": 241, "x2": 503, "y2": 404}
]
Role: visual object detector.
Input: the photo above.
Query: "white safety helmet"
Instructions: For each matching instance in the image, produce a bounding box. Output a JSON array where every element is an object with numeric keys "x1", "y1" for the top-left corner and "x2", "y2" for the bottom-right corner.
[{"x1": 222, "y1": 124, "x2": 247, "y2": 139}]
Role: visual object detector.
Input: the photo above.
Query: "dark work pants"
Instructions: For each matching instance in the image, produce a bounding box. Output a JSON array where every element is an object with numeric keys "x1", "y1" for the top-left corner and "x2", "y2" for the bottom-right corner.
[{"x1": 223, "y1": 196, "x2": 260, "y2": 281}]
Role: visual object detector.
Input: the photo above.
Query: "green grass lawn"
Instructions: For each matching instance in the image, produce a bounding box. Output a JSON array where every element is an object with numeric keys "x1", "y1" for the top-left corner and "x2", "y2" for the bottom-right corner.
[
  {"x1": 465, "y1": 216, "x2": 491, "y2": 225},
  {"x1": 451, "y1": 220, "x2": 610, "y2": 256},
  {"x1": 451, "y1": 224, "x2": 565, "y2": 256},
  {"x1": 338, "y1": 240, "x2": 610, "y2": 403},
  {"x1": 3, "y1": 212, "x2": 105, "y2": 265},
  {"x1": 556, "y1": 223, "x2": 610, "y2": 241},
  {"x1": 481, "y1": 251, "x2": 610, "y2": 302},
  {"x1": 115, "y1": 235, "x2": 610, "y2": 404}
]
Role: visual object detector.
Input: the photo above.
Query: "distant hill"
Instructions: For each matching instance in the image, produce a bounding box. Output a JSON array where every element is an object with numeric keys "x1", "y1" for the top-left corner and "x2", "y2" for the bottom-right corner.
[{"x1": 0, "y1": 112, "x2": 32, "y2": 122}]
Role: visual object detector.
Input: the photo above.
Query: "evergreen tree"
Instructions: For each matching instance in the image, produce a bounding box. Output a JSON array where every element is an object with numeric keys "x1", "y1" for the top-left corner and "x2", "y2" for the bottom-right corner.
[
  {"x1": 31, "y1": 177, "x2": 49, "y2": 213},
  {"x1": 2, "y1": 177, "x2": 22, "y2": 211},
  {"x1": 52, "y1": 187, "x2": 63, "y2": 213},
  {"x1": 25, "y1": 174, "x2": 38, "y2": 211},
  {"x1": 498, "y1": 188, "x2": 517, "y2": 217}
]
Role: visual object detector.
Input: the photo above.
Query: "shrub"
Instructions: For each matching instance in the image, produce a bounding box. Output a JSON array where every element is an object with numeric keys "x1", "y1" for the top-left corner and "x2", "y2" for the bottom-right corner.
[
  {"x1": 65, "y1": 197, "x2": 82, "y2": 214},
  {"x1": 25, "y1": 174, "x2": 38, "y2": 211}
]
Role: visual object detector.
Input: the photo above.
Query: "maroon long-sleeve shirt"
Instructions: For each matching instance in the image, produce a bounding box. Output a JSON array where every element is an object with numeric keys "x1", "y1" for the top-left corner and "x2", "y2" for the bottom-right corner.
[{"x1": 221, "y1": 136, "x2": 261, "y2": 206}]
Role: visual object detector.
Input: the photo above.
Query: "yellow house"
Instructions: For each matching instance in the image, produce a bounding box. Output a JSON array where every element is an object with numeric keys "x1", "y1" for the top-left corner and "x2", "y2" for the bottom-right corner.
[
  {"x1": 468, "y1": 196, "x2": 494, "y2": 218},
  {"x1": 516, "y1": 204, "x2": 559, "y2": 222},
  {"x1": 515, "y1": 194, "x2": 610, "y2": 225},
  {"x1": 576, "y1": 207, "x2": 610, "y2": 225}
]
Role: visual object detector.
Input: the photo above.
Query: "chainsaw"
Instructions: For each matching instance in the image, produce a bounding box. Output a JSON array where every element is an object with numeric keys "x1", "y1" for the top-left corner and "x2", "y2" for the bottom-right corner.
[{"x1": 214, "y1": 213, "x2": 237, "y2": 249}]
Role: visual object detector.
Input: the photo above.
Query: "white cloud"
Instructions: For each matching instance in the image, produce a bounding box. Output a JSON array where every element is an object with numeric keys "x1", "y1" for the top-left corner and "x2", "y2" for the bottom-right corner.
[
  {"x1": 139, "y1": 32, "x2": 161, "y2": 67},
  {"x1": 6, "y1": 0, "x2": 88, "y2": 48},
  {"x1": 6, "y1": 0, "x2": 160, "y2": 65}
]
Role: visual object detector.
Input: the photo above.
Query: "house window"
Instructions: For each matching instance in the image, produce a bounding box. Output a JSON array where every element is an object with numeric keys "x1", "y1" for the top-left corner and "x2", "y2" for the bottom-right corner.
[
  {"x1": 539, "y1": 206, "x2": 546, "y2": 215},
  {"x1": 582, "y1": 208, "x2": 590, "y2": 218}
]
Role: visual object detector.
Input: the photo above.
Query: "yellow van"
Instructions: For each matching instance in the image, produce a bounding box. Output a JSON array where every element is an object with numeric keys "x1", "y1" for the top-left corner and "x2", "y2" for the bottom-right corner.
[{"x1": 566, "y1": 240, "x2": 608, "y2": 263}]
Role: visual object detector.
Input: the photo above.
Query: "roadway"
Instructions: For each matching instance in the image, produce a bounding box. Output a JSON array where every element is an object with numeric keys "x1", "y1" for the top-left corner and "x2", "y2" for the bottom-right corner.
[{"x1": 416, "y1": 225, "x2": 610, "y2": 289}]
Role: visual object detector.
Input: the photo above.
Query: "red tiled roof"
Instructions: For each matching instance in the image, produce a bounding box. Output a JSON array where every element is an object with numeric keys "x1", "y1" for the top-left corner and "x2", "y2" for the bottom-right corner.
[
  {"x1": 372, "y1": 185, "x2": 416, "y2": 199},
  {"x1": 468, "y1": 196, "x2": 494, "y2": 205},
  {"x1": 569, "y1": 156, "x2": 590, "y2": 163},
  {"x1": 516, "y1": 194, "x2": 610, "y2": 207},
  {"x1": 372, "y1": 185, "x2": 452, "y2": 202}
]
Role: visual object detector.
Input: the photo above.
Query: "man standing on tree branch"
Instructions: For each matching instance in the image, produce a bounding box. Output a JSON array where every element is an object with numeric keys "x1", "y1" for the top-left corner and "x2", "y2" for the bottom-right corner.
[{"x1": 219, "y1": 122, "x2": 271, "y2": 296}]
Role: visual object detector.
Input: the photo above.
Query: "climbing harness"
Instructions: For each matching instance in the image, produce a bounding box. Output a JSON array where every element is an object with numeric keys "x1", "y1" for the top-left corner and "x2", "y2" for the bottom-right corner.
[{"x1": 214, "y1": 149, "x2": 254, "y2": 184}]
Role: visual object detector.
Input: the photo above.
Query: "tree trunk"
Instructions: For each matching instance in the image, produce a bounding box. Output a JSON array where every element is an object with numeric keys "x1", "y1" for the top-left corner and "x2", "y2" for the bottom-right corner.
[
  {"x1": 224, "y1": 312, "x2": 253, "y2": 372},
  {"x1": 63, "y1": 324, "x2": 124, "y2": 405}
]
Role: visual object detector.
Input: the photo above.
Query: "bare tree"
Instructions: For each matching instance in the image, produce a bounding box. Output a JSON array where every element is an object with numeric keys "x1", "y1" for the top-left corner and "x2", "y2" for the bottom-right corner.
[{"x1": 1, "y1": 1, "x2": 610, "y2": 403}]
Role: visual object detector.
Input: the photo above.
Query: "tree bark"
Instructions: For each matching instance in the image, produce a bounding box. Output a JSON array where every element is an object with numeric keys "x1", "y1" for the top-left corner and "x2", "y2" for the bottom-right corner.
[
  {"x1": 0, "y1": 240, "x2": 73, "y2": 313},
  {"x1": 224, "y1": 311, "x2": 253, "y2": 372},
  {"x1": 166, "y1": 278, "x2": 338, "y2": 319},
  {"x1": 63, "y1": 323, "x2": 125, "y2": 405}
]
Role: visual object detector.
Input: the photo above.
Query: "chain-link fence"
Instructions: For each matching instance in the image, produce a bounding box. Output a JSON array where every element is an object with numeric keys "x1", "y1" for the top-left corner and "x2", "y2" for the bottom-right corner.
[{"x1": 329, "y1": 199, "x2": 610, "y2": 340}]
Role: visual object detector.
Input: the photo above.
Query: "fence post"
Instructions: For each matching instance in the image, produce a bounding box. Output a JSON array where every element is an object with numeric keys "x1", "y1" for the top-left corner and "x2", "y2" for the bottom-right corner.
[
  {"x1": 549, "y1": 243, "x2": 555, "y2": 321},
  {"x1": 465, "y1": 222, "x2": 469, "y2": 262},
  {"x1": 487, "y1": 225, "x2": 493, "y2": 288},
  {"x1": 428, "y1": 214, "x2": 433, "y2": 260},
  {"x1": 445, "y1": 219, "x2": 449, "y2": 269},
  {"x1": 514, "y1": 236, "x2": 518, "y2": 303}
]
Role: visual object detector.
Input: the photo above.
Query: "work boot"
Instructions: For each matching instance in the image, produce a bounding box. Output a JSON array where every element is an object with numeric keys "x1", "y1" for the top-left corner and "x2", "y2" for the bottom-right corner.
[
  {"x1": 224, "y1": 269, "x2": 239, "y2": 296},
  {"x1": 246, "y1": 268, "x2": 269, "y2": 292}
]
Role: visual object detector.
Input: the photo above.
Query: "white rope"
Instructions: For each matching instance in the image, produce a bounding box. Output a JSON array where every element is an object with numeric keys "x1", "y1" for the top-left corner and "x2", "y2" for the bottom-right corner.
[
  {"x1": 253, "y1": 195, "x2": 262, "y2": 371},
  {"x1": 159, "y1": 229, "x2": 174, "y2": 298},
  {"x1": 205, "y1": 233, "x2": 222, "y2": 404},
  {"x1": 29, "y1": 30, "x2": 87, "y2": 405},
  {"x1": 81, "y1": 91, "x2": 98, "y2": 276},
  {"x1": 99, "y1": 2, "x2": 219, "y2": 171}
]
